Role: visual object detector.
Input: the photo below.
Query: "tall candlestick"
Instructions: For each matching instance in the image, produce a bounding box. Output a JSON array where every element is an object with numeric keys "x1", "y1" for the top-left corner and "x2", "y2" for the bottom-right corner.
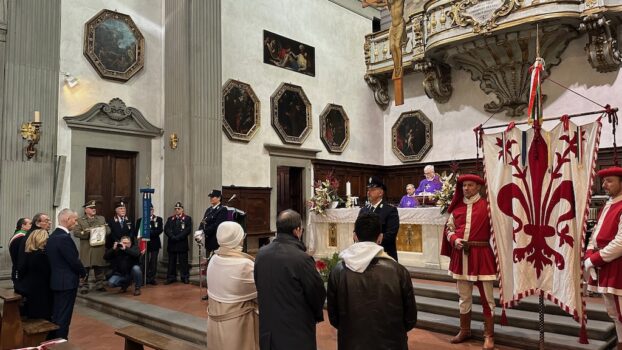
[
  {"x1": 346, "y1": 181, "x2": 351, "y2": 197},
  {"x1": 34, "y1": 111, "x2": 40, "y2": 123}
]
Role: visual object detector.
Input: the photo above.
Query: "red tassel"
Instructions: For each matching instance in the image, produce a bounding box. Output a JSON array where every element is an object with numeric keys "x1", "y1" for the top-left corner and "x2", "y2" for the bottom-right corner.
[
  {"x1": 579, "y1": 321, "x2": 589, "y2": 344},
  {"x1": 500, "y1": 309, "x2": 508, "y2": 326}
]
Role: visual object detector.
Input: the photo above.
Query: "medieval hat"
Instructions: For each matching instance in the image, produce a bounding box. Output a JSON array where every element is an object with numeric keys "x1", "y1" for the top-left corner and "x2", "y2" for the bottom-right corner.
[
  {"x1": 597, "y1": 166, "x2": 622, "y2": 178},
  {"x1": 447, "y1": 174, "x2": 485, "y2": 214},
  {"x1": 174, "y1": 201, "x2": 184, "y2": 209},
  {"x1": 208, "y1": 189, "x2": 222, "y2": 198},
  {"x1": 367, "y1": 176, "x2": 386, "y2": 192},
  {"x1": 83, "y1": 200, "x2": 97, "y2": 208}
]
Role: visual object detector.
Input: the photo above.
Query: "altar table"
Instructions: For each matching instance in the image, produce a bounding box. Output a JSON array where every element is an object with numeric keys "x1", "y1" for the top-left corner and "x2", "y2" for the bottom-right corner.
[{"x1": 307, "y1": 207, "x2": 450, "y2": 269}]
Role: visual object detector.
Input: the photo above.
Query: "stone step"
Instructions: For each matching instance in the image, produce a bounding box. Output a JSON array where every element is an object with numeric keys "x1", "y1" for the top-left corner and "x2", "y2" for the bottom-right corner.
[
  {"x1": 414, "y1": 280, "x2": 611, "y2": 322},
  {"x1": 76, "y1": 292, "x2": 206, "y2": 347},
  {"x1": 417, "y1": 296, "x2": 614, "y2": 340},
  {"x1": 417, "y1": 311, "x2": 617, "y2": 350}
]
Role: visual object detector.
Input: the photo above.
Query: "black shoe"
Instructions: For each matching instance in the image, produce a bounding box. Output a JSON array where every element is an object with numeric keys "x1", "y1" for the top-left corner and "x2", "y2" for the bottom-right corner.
[
  {"x1": 119, "y1": 286, "x2": 128, "y2": 293},
  {"x1": 133, "y1": 288, "x2": 141, "y2": 296},
  {"x1": 201, "y1": 295, "x2": 209, "y2": 301},
  {"x1": 182, "y1": 278, "x2": 189, "y2": 284},
  {"x1": 164, "y1": 280, "x2": 176, "y2": 285}
]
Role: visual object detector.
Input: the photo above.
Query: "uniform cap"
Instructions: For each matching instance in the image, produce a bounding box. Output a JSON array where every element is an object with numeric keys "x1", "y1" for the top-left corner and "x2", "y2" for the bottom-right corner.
[
  {"x1": 208, "y1": 190, "x2": 222, "y2": 198},
  {"x1": 174, "y1": 201, "x2": 184, "y2": 209},
  {"x1": 367, "y1": 176, "x2": 386, "y2": 192},
  {"x1": 83, "y1": 200, "x2": 97, "y2": 208}
]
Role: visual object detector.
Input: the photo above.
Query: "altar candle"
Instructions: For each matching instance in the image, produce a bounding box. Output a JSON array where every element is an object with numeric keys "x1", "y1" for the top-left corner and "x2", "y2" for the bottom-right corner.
[
  {"x1": 346, "y1": 181, "x2": 351, "y2": 197},
  {"x1": 34, "y1": 111, "x2": 40, "y2": 123}
]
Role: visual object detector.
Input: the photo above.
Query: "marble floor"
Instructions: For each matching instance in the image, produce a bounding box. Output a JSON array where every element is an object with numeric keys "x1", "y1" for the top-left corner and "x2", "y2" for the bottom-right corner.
[{"x1": 65, "y1": 279, "x2": 523, "y2": 350}]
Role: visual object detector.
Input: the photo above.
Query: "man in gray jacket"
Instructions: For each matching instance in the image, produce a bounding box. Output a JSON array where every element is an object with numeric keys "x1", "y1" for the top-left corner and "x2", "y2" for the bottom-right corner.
[{"x1": 327, "y1": 212, "x2": 417, "y2": 350}]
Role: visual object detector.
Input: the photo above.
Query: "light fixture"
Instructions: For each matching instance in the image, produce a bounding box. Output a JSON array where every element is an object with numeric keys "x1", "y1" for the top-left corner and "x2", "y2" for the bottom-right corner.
[
  {"x1": 61, "y1": 72, "x2": 79, "y2": 88},
  {"x1": 20, "y1": 111, "x2": 42, "y2": 160}
]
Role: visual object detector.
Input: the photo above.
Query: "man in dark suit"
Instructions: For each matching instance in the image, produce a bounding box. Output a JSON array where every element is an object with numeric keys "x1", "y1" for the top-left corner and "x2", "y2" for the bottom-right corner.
[
  {"x1": 106, "y1": 201, "x2": 134, "y2": 249},
  {"x1": 197, "y1": 189, "x2": 228, "y2": 257},
  {"x1": 358, "y1": 176, "x2": 400, "y2": 261},
  {"x1": 47, "y1": 208, "x2": 86, "y2": 340},
  {"x1": 164, "y1": 202, "x2": 192, "y2": 284},
  {"x1": 136, "y1": 205, "x2": 163, "y2": 285}
]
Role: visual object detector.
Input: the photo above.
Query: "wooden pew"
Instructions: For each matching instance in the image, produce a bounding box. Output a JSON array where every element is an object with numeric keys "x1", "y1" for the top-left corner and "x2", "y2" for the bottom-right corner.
[
  {"x1": 115, "y1": 325, "x2": 204, "y2": 350},
  {"x1": 0, "y1": 288, "x2": 23, "y2": 349},
  {"x1": 0, "y1": 288, "x2": 59, "y2": 349}
]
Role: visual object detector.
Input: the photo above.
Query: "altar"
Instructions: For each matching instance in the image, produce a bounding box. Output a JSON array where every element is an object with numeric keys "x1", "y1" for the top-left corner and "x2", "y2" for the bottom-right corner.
[{"x1": 307, "y1": 207, "x2": 450, "y2": 269}]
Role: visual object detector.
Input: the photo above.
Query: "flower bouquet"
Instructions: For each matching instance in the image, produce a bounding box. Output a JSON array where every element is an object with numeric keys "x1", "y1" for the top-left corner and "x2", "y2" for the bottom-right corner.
[
  {"x1": 308, "y1": 172, "x2": 344, "y2": 215},
  {"x1": 433, "y1": 172, "x2": 457, "y2": 214},
  {"x1": 315, "y1": 252, "x2": 341, "y2": 283}
]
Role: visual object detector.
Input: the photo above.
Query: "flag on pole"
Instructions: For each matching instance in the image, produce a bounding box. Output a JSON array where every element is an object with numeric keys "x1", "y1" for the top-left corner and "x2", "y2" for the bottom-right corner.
[
  {"x1": 137, "y1": 223, "x2": 147, "y2": 254},
  {"x1": 483, "y1": 117, "x2": 602, "y2": 343},
  {"x1": 527, "y1": 58, "x2": 544, "y2": 126}
]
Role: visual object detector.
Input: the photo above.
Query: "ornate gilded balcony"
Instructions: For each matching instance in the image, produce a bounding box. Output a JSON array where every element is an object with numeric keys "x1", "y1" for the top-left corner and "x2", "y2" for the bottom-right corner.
[{"x1": 363, "y1": 0, "x2": 622, "y2": 116}]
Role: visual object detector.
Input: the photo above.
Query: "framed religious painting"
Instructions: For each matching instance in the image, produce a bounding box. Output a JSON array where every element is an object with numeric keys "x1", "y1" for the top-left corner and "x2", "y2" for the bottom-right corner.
[
  {"x1": 222, "y1": 79, "x2": 260, "y2": 142},
  {"x1": 391, "y1": 110, "x2": 432, "y2": 162},
  {"x1": 84, "y1": 9, "x2": 145, "y2": 82},
  {"x1": 319, "y1": 104, "x2": 349, "y2": 154},
  {"x1": 263, "y1": 30, "x2": 315, "y2": 77},
  {"x1": 270, "y1": 83, "x2": 312, "y2": 145}
]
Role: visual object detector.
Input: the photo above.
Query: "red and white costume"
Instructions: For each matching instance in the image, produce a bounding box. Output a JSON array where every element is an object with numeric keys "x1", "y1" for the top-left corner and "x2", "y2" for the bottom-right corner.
[
  {"x1": 586, "y1": 166, "x2": 622, "y2": 342},
  {"x1": 441, "y1": 174, "x2": 497, "y2": 316}
]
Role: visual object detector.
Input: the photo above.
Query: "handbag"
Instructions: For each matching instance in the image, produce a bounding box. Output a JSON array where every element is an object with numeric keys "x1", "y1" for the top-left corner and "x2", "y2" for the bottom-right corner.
[{"x1": 89, "y1": 226, "x2": 106, "y2": 247}]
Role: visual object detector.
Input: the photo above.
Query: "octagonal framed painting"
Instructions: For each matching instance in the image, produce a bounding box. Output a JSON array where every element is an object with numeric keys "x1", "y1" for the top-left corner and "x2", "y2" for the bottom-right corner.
[
  {"x1": 84, "y1": 9, "x2": 145, "y2": 82},
  {"x1": 222, "y1": 79, "x2": 260, "y2": 142},
  {"x1": 270, "y1": 83, "x2": 312, "y2": 145},
  {"x1": 392, "y1": 110, "x2": 432, "y2": 162},
  {"x1": 319, "y1": 104, "x2": 349, "y2": 153}
]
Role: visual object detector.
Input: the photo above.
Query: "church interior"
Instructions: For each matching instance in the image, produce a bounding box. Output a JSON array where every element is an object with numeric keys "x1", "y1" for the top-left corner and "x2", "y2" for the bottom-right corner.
[{"x1": 1, "y1": 0, "x2": 622, "y2": 349}]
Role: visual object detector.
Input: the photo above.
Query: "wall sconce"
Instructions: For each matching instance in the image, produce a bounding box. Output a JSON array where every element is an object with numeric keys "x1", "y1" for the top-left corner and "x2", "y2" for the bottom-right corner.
[
  {"x1": 61, "y1": 72, "x2": 79, "y2": 88},
  {"x1": 169, "y1": 133, "x2": 179, "y2": 149},
  {"x1": 20, "y1": 111, "x2": 42, "y2": 160}
]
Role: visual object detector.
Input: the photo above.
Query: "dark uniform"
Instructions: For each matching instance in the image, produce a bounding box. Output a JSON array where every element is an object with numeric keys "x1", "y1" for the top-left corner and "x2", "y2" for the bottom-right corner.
[
  {"x1": 198, "y1": 189, "x2": 228, "y2": 255},
  {"x1": 164, "y1": 202, "x2": 192, "y2": 284},
  {"x1": 106, "y1": 201, "x2": 135, "y2": 249},
  {"x1": 136, "y1": 209, "x2": 163, "y2": 285},
  {"x1": 358, "y1": 176, "x2": 400, "y2": 261}
]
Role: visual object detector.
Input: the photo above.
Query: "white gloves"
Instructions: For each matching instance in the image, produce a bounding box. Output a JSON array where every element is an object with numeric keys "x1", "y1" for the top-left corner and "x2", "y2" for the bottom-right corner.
[
  {"x1": 584, "y1": 258, "x2": 597, "y2": 280},
  {"x1": 194, "y1": 230, "x2": 204, "y2": 244}
]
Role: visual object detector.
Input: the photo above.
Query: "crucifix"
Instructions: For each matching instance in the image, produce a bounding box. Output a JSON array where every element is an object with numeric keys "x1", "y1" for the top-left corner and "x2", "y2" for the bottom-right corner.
[{"x1": 363, "y1": 0, "x2": 406, "y2": 105}]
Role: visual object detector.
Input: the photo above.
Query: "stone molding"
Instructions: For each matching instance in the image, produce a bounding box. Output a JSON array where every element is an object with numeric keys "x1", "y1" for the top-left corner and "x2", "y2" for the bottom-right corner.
[{"x1": 64, "y1": 98, "x2": 163, "y2": 138}]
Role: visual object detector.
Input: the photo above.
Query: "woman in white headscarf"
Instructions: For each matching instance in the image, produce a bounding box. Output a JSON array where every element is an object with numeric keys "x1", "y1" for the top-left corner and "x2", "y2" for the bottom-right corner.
[{"x1": 206, "y1": 221, "x2": 258, "y2": 350}]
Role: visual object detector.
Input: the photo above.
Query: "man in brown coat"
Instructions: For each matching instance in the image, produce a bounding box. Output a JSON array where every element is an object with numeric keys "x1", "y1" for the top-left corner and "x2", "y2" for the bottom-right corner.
[{"x1": 72, "y1": 200, "x2": 110, "y2": 294}]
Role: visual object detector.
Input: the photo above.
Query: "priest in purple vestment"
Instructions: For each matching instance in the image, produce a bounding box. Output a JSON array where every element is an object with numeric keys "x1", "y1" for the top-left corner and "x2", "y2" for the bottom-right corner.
[
  {"x1": 399, "y1": 184, "x2": 417, "y2": 208},
  {"x1": 416, "y1": 165, "x2": 442, "y2": 194}
]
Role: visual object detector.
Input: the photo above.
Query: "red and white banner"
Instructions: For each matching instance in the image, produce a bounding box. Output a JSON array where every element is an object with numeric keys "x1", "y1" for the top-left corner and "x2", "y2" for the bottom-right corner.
[{"x1": 482, "y1": 117, "x2": 602, "y2": 339}]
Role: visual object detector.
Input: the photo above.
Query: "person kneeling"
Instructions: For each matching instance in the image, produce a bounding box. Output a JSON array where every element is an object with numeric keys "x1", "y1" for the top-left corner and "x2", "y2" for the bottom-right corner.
[{"x1": 104, "y1": 236, "x2": 142, "y2": 296}]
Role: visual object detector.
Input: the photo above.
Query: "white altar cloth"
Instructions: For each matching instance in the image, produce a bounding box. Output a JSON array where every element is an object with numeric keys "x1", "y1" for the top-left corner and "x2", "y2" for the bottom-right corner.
[{"x1": 307, "y1": 207, "x2": 450, "y2": 269}]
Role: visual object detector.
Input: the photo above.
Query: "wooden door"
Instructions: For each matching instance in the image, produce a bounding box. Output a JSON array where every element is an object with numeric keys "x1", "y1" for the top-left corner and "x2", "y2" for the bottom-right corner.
[
  {"x1": 85, "y1": 148, "x2": 137, "y2": 219},
  {"x1": 276, "y1": 166, "x2": 304, "y2": 216}
]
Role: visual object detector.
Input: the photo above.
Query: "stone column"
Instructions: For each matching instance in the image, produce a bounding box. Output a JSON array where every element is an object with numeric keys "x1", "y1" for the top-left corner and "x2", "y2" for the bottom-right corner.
[
  {"x1": 0, "y1": 0, "x2": 61, "y2": 278},
  {"x1": 164, "y1": 0, "x2": 222, "y2": 272}
]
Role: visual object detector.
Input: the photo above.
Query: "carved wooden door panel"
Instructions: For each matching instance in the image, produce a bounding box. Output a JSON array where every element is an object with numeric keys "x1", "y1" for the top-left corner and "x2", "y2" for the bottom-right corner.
[{"x1": 85, "y1": 148, "x2": 137, "y2": 219}]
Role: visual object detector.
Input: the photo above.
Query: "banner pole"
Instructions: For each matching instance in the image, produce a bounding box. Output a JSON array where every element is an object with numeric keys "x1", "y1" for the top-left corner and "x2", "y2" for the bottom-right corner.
[{"x1": 539, "y1": 292, "x2": 545, "y2": 350}]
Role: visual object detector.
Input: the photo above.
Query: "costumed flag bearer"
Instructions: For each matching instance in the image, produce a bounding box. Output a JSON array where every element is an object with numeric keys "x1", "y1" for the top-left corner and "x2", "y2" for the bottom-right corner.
[
  {"x1": 441, "y1": 174, "x2": 497, "y2": 350},
  {"x1": 585, "y1": 166, "x2": 622, "y2": 350}
]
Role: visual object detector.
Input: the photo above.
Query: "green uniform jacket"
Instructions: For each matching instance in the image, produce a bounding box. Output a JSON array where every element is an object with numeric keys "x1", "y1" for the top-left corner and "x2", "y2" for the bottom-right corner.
[{"x1": 72, "y1": 215, "x2": 110, "y2": 267}]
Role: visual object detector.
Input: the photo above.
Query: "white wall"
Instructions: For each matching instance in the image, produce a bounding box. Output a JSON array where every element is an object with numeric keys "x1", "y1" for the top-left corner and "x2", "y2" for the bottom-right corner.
[
  {"x1": 221, "y1": 0, "x2": 384, "y2": 187},
  {"x1": 57, "y1": 0, "x2": 165, "y2": 211},
  {"x1": 383, "y1": 29, "x2": 622, "y2": 165}
]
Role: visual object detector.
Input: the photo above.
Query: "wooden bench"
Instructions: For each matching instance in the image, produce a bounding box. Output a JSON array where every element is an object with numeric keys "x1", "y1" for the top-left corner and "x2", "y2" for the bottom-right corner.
[
  {"x1": 0, "y1": 288, "x2": 23, "y2": 349},
  {"x1": 0, "y1": 288, "x2": 59, "y2": 349},
  {"x1": 115, "y1": 325, "x2": 203, "y2": 350}
]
